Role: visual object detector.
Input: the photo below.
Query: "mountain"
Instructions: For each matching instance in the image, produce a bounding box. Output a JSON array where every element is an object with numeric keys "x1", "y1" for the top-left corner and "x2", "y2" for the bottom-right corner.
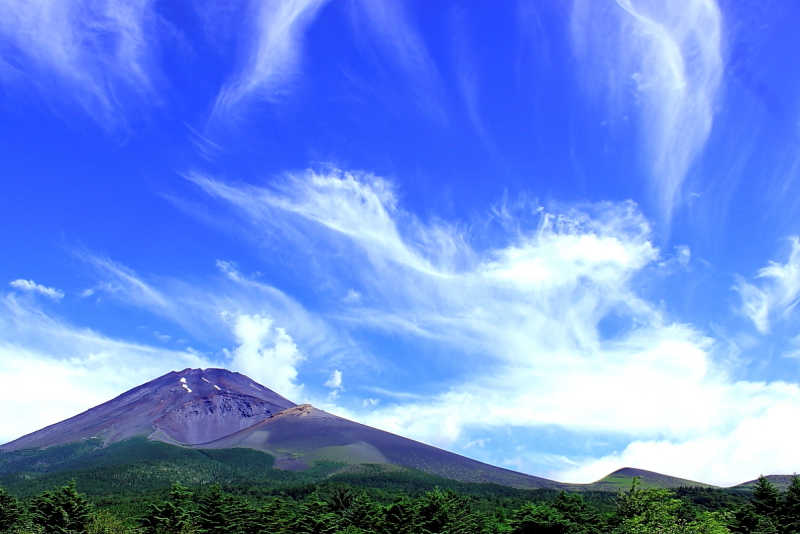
[
  {"x1": 0, "y1": 368, "x2": 557, "y2": 489},
  {"x1": 574, "y1": 467, "x2": 713, "y2": 491},
  {"x1": 1, "y1": 368, "x2": 295, "y2": 451},
  {"x1": 733, "y1": 475, "x2": 797, "y2": 491},
  {"x1": 0, "y1": 368, "x2": 769, "y2": 492}
]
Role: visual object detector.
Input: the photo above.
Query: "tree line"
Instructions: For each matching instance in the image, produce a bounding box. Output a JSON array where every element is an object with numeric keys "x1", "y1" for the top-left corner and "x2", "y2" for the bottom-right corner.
[{"x1": 1, "y1": 475, "x2": 799, "y2": 533}]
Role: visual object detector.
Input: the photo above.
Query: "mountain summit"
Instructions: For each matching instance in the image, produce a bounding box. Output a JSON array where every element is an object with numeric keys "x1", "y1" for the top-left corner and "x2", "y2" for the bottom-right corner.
[
  {"x1": 1, "y1": 368, "x2": 295, "y2": 451},
  {"x1": 1, "y1": 368, "x2": 561, "y2": 488}
]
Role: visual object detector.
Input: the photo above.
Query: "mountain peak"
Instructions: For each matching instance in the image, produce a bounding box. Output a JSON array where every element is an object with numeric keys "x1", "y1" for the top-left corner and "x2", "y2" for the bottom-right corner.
[{"x1": 1, "y1": 368, "x2": 296, "y2": 451}]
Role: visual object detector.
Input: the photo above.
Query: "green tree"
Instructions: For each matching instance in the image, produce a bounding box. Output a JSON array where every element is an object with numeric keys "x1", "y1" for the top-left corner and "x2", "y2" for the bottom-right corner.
[
  {"x1": 140, "y1": 483, "x2": 195, "y2": 534},
  {"x1": 552, "y1": 491, "x2": 602, "y2": 534},
  {"x1": 0, "y1": 484, "x2": 25, "y2": 534},
  {"x1": 783, "y1": 475, "x2": 800, "y2": 533},
  {"x1": 323, "y1": 486, "x2": 380, "y2": 533},
  {"x1": 87, "y1": 510, "x2": 139, "y2": 534},
  {"x1": 509, "y1": 503, "x2": 569, "y2": 534},
  {"x1": 28, "y1": 480, "x2": 92, "y2": 534},
  {"x1": 293, "y1": 492, "x2": 340, "y2": 534},
  {"x1": 381, "y1": 496, "x2": 415, "y2": 534},
  {"x1": 753, "y1": 476, "x2": 782, "y2": 521},
  {"x1": 196, "y1": 485, "x2": 248, "y2": 534},
  {"x1": 613, "y1": 478, "x2": 730, "y2": 534},
  {"x1": 243, "y1": 498, "x2": 296, "y2": 534},
  {"x1": 413, "y1": 488, "x2": 488, "y2": 534}
]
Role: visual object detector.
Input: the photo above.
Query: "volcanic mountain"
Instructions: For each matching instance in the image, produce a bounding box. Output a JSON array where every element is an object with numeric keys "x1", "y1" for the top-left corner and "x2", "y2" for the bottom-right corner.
[
  {"x1": 1, "y1": 368, "x2": 295, "y2": 451},
  {"x1": 0, "y1": 368, "x2": 560, "y2": 488}
]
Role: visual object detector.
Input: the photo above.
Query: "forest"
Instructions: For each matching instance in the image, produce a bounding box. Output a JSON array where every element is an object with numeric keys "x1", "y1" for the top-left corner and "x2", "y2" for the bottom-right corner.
[{"x1": 0, "y1": 474, "x2": 796, "y2": 534}]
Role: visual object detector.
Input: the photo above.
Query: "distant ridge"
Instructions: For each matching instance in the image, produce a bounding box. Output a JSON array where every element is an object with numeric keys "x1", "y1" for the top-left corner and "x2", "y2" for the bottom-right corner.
[
  {"x1": 733, "y1": 475, "x2": 798, "y2": 491},
  {"x1": 568, "y1": 467, "x2": 715, "y2": 491}
]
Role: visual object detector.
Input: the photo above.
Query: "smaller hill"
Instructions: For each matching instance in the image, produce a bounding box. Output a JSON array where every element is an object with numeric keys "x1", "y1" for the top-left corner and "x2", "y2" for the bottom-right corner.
[
  {"x1": 568, "y1": 467, "x2": 714, "y2": 492},
  {"x1": 733, "y1": 475, "x2": 798, "y2": 491}
]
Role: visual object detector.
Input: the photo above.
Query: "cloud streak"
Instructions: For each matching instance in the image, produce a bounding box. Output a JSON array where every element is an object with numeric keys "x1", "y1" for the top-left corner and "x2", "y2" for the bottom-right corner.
[
  {"x1": 210, "y1": 0, "x2": 329, "y2": 122},
  {"x1": 0, "y1": 0, "x2": 156, "y2": 128},
  {"x1": 9, "y1": 279, "x2": 63, "y2": 299},
  {"x1": 571, "y1": 0, "x2": 723, "y2": 227},
  {"x1": 735, "y1": 237, "x2": 800, "y2": 334},
  {"x1": 184, "y1": 168, "x2": 800, "y2": 484},
  {"x1": 351, "y1": 0, "x2": 446, "y2": 121}
]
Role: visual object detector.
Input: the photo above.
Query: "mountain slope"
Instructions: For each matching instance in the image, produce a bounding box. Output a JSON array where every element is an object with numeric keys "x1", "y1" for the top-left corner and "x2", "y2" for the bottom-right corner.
[{"x1": 198, "y1": 403, "x2": 561, "y2": 488}]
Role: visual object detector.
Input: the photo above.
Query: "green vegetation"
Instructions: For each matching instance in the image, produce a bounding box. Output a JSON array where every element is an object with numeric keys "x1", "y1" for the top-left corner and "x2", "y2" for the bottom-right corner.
[
  {"x1": 2, "y1": 475, "x2": 799, "y2": 534},
  {"x1": 1, "y1": 440, "x2": 795, "y2": 533}
]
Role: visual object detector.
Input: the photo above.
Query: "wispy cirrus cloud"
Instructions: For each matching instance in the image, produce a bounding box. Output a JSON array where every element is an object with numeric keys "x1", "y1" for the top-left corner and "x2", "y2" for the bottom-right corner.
[
  {"x1": 186, "y1": 168, "x2": 800, "y2": 485},
  {"x1": 210, "y1": 0, "x2": 329, "y2": 123},
  {"x1": 9, "y1": 279, "x2": 63, "y2": 299},
  {"x1": 571, "y1": 0, "x2": 723, "y2": 227},
  {"x1": 735, "y1": 237, "x2": 800, "y2": 334},
  {"x1": 350, "y1": 0, "x2": 446, "y2": 121},
  {"x1": 7, "y1": 165, "x2": 800, "y2": 485},
  {"x1": 0, "y1": 0, "x2": 156, "y2": 128},
  {"x1": 179, "y1": 168, "x2": 800, "y2": 485},
  {"x1": 70, "y1": 249, "x2": 359, "y2": 398}
]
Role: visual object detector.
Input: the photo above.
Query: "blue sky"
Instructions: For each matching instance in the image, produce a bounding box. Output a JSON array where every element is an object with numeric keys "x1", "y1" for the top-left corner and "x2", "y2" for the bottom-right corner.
[{"x1": 2, "y1": 0, "x2": 800, "y2": 487}]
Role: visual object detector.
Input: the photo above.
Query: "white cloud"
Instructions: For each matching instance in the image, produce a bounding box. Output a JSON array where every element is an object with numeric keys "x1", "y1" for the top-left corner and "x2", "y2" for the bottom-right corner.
[
  {"x1": 0, "y1": 0, "x2": 156, "y2": 128},
  {"x1": 556, "y1": 387, "x2": 800, "y2": 486},
  {"x1": 191, "y1": 169, "x2": 800, "y2": 485},
  {"x1": 211, "y1": 0, "x2": 329, "y2": 121},
  {"x1": 9, "y1": 167, "x2": 800, "y2": 485},
  {"x1": 324, "y1": 369, "x2": 343, "y2": 400},
  {"x1": 571, "y1": 0, "x2": 723, "y2": 226},
  {"x1": 0, "y1": 293, "x2": 213, "y2": 444},
  {"x1": 224, "y1": 313, "x2": 306, "y2": 402},
  {"x1": 735, "y1": 237, "x2": 800, "y2": 334},
  {"x1": 675, "y1": 245, "x2": 691, "y2": 267},
  {"x1": 325, "y1": 369, "x2": 343, "y2": 389},
  {"x1": 74, "y1": 251, "x2": 358, "y2": 367},
  {"x1": 343, "y1": 289, "x2": 361, "y2": 303},
  {"x1": 9, "y1": 279, "x2": 63, "y2": 299}
]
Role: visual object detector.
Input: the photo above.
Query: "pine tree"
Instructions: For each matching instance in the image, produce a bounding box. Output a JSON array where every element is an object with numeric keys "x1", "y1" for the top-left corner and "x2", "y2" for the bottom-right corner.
[
  {"x1": 782, "y1": 475, "x2": 800, "y2": 534},
  {"x1": 196, "y1": 485, "x2": 248, "y2": 534},
  {"x1": 140, "y1": 482, "x2": 195, "y2": 534},
  {"x1": 753, "y1": 476, "x2": 783, "y2": 523},
  {"x1": 323, "y1": 485, "x2": 379, "y2": 533},
  {"x1": 382, "y1": 496, "x2": 415, "y2": 534},
  {"x1": 0, "y1": 484, "x2": 25, "y2": 533},
  {"x1": 243, "y1": 498, "x2": 296, "y2": 534},
  {"x1": 552, "y1": 491, "x2": 601, "y2": 534},
  {"x1": 28, "y1": 480, "x2": 92, "y2": 534},
  {"x1": 509, "y1": 503, "x2": 569, "y2": 534},
  {"x1": 293, "y1": 492, "x2": 340, "y2": 534}
]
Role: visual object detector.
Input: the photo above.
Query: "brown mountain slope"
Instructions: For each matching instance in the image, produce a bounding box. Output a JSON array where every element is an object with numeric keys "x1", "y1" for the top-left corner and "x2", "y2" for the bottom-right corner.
[{"x1": 198, "y1": 403, "x2": 561, "y2": 488}]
